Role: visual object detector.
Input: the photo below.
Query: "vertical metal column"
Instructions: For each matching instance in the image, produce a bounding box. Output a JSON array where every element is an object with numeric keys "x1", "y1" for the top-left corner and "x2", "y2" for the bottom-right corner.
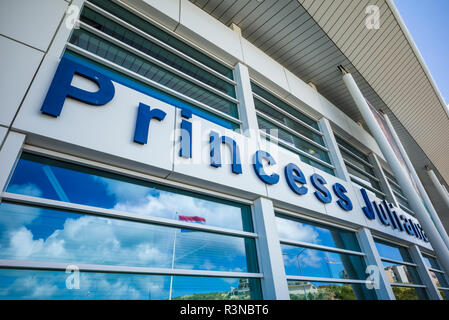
[
  {"x1": 409, "y1": 244, "x2": 442, "y2": 300},
  {"x1": 356, "y1": 228, "x2": 395, "y2": 300},
  {"x1": 340, "y1": 67, "x2": 449, "y2": 276},
  {"x1": 427, "y1": 168, "x2": 449, "y2": 213},
  {"x1": 253, "y1": 197, "x2": 290, "y2": 300},
  {"x1": 318, "y1": 117, "x2": 351, "y2": 181}
]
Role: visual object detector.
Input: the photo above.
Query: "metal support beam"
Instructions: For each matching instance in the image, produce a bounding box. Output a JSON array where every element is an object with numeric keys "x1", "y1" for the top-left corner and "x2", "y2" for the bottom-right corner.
[
  {"x1": 253, "y1": 197, "x2": 290, "y2": 300},
  {"x1": 341, "y1": 70, "x2": 449, "y2": 276},
  {"x1": 409, "y1": 245, "x2": 442, "y2": 300},
  {"x1": 381, "y1": 112, "x2": 449, "y2": 250}
]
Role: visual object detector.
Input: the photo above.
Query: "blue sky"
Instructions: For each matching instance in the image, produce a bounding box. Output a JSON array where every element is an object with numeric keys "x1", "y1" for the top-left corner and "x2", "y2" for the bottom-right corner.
[{"x1": 394, "y1": 0, "x2": 449, "y2": 107}]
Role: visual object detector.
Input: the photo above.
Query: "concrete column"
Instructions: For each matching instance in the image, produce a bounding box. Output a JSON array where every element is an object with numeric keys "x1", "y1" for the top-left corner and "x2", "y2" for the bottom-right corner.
[
  {"x1": 381, "y1": 112, "x2": 449, "y2": 250},
  {"x1": 318, "y1": 117, "x2": 350, "y2": 181},
  {"x1": 340, "y1": 68, "x2": 449, "y2": 276},
  {"x1": 0, "y1": 131, "x2": 25, "y2": 199},
  {"x1": 252, "y1": 197, "x2": 290, "y2": 300},
  {"x1": 409, "y1": 245, "x2": 442, "y2": 300},
  {"x1": 427, "y1": 168, "x2": 449, "y2": 212},
  {"x1": 356, "y1": 228, "x2": 395, "y2": 300},
  {"x1": 233, "y1": 62, "x2": 260, "y2": 140}
]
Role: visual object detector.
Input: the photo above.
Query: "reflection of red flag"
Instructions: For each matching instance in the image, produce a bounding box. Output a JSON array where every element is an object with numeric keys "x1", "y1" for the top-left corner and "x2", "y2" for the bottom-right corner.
[
  {"x1": 178, "y1": 215, "x2": 206, "y2": 223},
  {"x1": 178, "y1": 215, "x2": 205, "y2": 232}
]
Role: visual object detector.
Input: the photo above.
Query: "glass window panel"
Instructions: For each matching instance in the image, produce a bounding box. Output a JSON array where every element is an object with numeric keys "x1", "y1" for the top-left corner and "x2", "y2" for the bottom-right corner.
[
  {"x1": 89, "y1": 0, "x2": 233, "y2": 79},
  {"x1": 0, "y1": 202, "x2": 258, "y2": 273},
  {"x1": 421, "y1": 254, "x2": 441, "y2": 270},
  {"x1": 275, "y1": 215, "x2": 361, "y2": 252},
  {"x1": 374, "y1": 240, "x2": 412, "y2": 263},
  {"x1": 340, "y1": 149, "x2": 374, "y2": 176},
  {"x1": 382, "y1": 262, "x2": 422, "y2": 285},
  {"x1": 392, "y1": 286, "x2": 428, "y2": 300},
  {"x1": 0, "y1": 269, "x2": 261, "y2": 300},
  {"x1": 257, "y1": 117, "x2": 330, "y2": 164},
  {"x1": 298, "y1": 155, "x2": 334, "y2": 176},
  {"x1": 254, "y1": 99, "x2": 324, "y2": 145},
  {"x1": 429, "y1": 270, "x2": 448, "y2": 288},
  {"x1": 7, "y1": 153, "x2": 253, "y2": 232},
  {"x1": 80, "y1": 8, "x2": 236, "y2": 98},
  {"x1": 288, "y1": 281, "x2": 376, "y2": 300},
  {"x1": 335, "y1": 136, "x2": 370, "y2": 163},
  {"x1": 281, "y1": 245, "x2": 367, "y2": 280},
  {"x1": 69, "y1": 29, "x2": 239, "y2": 119},
  {"x1": 347, "y1": 167, "x2": 381, "y2": 193},
  {"x1": 251, "y1": 82, "x2": 319, "y2": 130},
  {"x1": 439, "y1": 290, "x2": 449, "y2": 300}
]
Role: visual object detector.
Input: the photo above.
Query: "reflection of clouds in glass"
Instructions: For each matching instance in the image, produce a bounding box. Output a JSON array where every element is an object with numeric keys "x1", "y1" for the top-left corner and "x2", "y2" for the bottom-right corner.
[
  {"x1": 95, "y1": 177, "x2": 244, "y2": 231},
  {"x1": 0, "y1": 269, "x2": 168, "y2": 300},
  {"x1": 276, "y1": 218, "x2": 319, "y2": 244},
  {"x1": 0, "y1": 204, "x2": 249, "y2": 272},
  {"x1": 7, "y1": 183, "x2": 42, "y2": 198},
  {"x1": 0, "y1": 208, "x2": 172, "y2": 268}
]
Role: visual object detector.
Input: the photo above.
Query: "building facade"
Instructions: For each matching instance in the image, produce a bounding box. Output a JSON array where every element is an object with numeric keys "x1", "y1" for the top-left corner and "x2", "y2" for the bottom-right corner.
[{"x1": 0, "y1": 0, "x2": 449, "y2": 300}]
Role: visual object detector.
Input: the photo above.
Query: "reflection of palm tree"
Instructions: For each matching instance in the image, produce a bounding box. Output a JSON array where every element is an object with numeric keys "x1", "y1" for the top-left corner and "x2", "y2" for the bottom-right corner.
[
  {"x1": 324, "y1": 255, "x2": 342, "y2": 279},
  {"x1": 283, "y1": 248, "x2": 308, "y2": 299}
]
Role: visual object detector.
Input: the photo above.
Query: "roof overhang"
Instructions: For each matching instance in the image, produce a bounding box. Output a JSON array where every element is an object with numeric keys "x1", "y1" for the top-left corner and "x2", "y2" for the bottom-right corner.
[{"x1": 190, "y1": 0, "x2": 449, "y2": 229}]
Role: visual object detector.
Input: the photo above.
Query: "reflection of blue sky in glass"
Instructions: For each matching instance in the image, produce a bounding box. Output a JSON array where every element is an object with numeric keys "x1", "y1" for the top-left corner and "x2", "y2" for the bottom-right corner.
[
  {"x1": 0, "y1": 269, "x2": 260, "y2": 300},
  {"x1": 281, "y1": 245, "x2": 366, "y2": 280},
  {"x1": 1, "y1": 154, "x2": 260, "y2": 300},
  {"x1": 7, "y1": 154, "x2": 252, "y2": 232},
  {"x1": 374, "y1": 240, "x2": 411, "y2": 263},
  {"x1": 275, "y1": 215, "x2": 360, "y2": 251},
  {"x1": 287, "y1": 281, "x2": 376, "y2": 300}
]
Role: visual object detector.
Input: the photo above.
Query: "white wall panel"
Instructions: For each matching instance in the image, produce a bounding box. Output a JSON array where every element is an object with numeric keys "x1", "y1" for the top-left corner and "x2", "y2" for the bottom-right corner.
[
  {"x1": 0, "y1": 36, "x2": 44, "y2": 127},
  {"x1": 0, "y1": 0, "x2": 68, "y2": 51}
]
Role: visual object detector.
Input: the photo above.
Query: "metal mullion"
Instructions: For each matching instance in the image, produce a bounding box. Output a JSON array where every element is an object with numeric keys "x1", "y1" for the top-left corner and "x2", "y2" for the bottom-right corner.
[
  {"x1": 344, "y1": 160, "x2": 380, "y2": 182},
  {"x1": 259, "y1": 131, "x2": 335, "y2": 170},
  {"x1": 88, "y1": 0, "x2": 236, "y2": 77},
  {"x1": 399, "y1": 204, "x2": 414, "y2": 216},
  {"x1": 256, "y1": 111, "x2": 328, "y2": 152},
  {"x1": 65, "y1": 43, "x2": 242, "y2": 126},
  {"x1": 252, "y1": 93, "x2": 322, "y2": 136},
  {"x1": 380, "y1": 257, "x2": 417, "y2": 267},
  {"x1": 428, "y1": 267, "x2": 445, "y2": 274},
  {"x1": 275, "y1": 207, "x2": 357, "y2": 232},
  {"x1": 337, "y1": 143, "x2": 373, "y2": 169},
  {"x1": 389, "y1": 283, "x2": 426, "y2": 288},
  {"x1": 349, "y1": 177, "x2": 386, "y2": 198},
  {"x1": 392, "y1": 190, "x2": 408, "y2": 203},
  {"x1": 78, "y1": 22, "x2": 239, "y2": 105},
  {"x1": 279, "y1": 238, "x2": 365, "y2": 257},
  {"x1": 387, "y1": 177, "x2": 403, "y2": 191},
  {"x1": 2, "y1": 192, "x2": 257, "y2": 239},
  {"x1": 0, "y1": 259, "x2": 263, "y2": 279},
  {"x1": 285, "y1": 276, "x2": 368, "y2": 285},
  {"x1": 22, "y1": 144, "x2": 253, "y2": 207}
]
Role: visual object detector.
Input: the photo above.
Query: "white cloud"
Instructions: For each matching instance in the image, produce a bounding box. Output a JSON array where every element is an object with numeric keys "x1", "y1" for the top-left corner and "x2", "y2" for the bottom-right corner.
[{"x1": 276, "y1": 218, "x2": 319, "y2": 244}]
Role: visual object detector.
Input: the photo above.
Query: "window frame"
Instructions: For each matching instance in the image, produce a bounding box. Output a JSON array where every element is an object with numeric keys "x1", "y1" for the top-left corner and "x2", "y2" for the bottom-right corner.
[{"x1": 0, "y1": 144, "x2": 263, "y2": 295}]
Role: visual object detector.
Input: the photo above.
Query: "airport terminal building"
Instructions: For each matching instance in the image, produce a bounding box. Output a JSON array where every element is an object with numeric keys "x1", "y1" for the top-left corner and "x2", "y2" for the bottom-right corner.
[{"x1": 1, "y1": 0, "x2": 449, "y2": 300}]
